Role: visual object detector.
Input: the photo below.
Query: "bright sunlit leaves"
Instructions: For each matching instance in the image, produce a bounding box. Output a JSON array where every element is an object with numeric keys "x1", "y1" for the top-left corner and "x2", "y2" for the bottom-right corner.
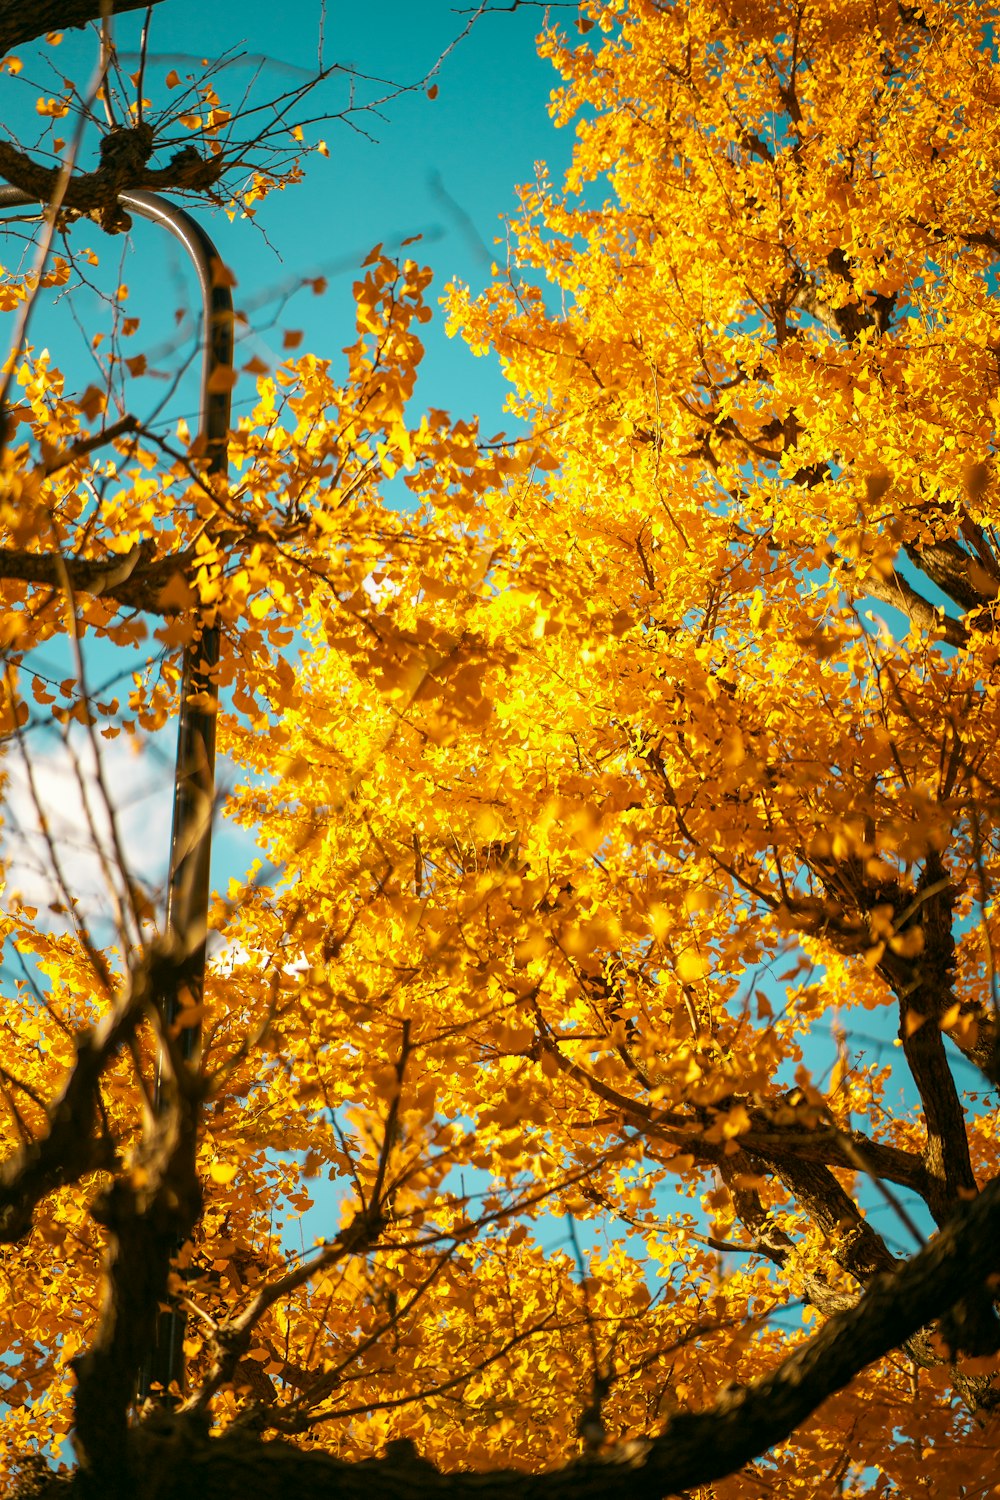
[{"x1": 2, "y1": 0, "x2": 1000, "y2": 1491}]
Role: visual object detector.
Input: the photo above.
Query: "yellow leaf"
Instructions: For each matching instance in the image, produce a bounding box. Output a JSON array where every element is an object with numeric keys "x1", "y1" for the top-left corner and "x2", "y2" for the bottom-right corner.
[
  {"x1": 888, "y1": 926, "x2": 924, "y2": 958},
  {"x1": 676, "y1": 949, "x2": 708, "y2": 983},
  {"x1": 156, "y1": 573, "x2": 196, "y2": 611},
  {"x1": 683, "y1": 888, "x2": 717, "y2": 915},
  {"x1": 207, "y1": 365, "x2": 237, "y2": 393}
]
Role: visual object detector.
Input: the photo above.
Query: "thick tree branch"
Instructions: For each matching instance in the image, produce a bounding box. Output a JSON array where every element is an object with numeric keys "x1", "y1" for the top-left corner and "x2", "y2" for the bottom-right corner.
[
  {"x1": 722, "y1": 1153, "x2": 997, "y2": 1412},
  {"x1": 904, "y1": 536, "x2": 995, "y2": 616},
  {"x1": 946, "y1": 996, "x2": 1000, "y2": 1086},
  {"x1": 0, "y1": 137, "x2": 222, "y2": 231},
  {"x1": 0, "y1": 541, "x2": 197, "y2": 613},
  {"x1": 740, "y1": 1116, "x2": 930, "y2": 1199},
  {"x1": 534, "y1": 1023, "x2": 930, "y2": 1198},
  {"x1": 73, "y1": 1022, "x2": 204, "y2": 1493},
  {"x1": 0, "y1": 0, "x2": 164, "y2": 54},
  {"x1": 848, "y1": 564, "x2": 969, "y2": 647},
  {"x1": 747, "y1": 1150, "x2": 897, "y2": 1281},
  {"x1": 783, "y1": 857, "x2": 979, "y2": 1225},
  {"x1": 719, "y1": 1156, "x2": 862, "y2": 1317},
  {"x1": 877, "y1": 861, "x2": 979, "y2": 1224}
]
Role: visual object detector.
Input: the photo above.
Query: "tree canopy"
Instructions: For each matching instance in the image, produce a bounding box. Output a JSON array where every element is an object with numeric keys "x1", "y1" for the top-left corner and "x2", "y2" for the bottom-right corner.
[{"x1": 2, "y1": 2, "x2": 1000, "y2": 1496}]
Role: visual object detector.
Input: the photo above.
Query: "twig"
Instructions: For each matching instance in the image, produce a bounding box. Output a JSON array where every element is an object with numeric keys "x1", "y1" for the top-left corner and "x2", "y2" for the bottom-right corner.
[{"x1": 0, "y1": 17, "x2": 113, "y2": 439}]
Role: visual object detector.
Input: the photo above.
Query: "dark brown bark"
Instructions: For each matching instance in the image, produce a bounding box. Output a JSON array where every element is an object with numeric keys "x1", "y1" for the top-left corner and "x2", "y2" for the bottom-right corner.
[
  {"x1": 0, "y1": 137, "x2": 223, "y2": 231},
  {"x1": 905, "y1": 536, "x2": 994, "y2": 615},
  {"x1": 0, "y1": 0, "x2": 164, "y2": 55},
  {"x1": 785, "y1": 852, "x2": 981, "y2": 1226},
  {"x1": 878, "y1": 860, "x2": 979, "y2": 1224},
  {"x1": 740, "y1": 1115, "x2": 930, "y2": 1198},
  {"x1": 850, "y1": 566, "x2": 969, "y2": 647},
  {"x1": 0, "y1": 542, "x2": 196, "y2": 614},
  {"x1": 0, "y1": 943, "x2": 203, "y2": 1494},
  {"x1": 946, "y1": 999, "x2": 1000, "y2": 1085},
  {"x1": 750, "y1": 1151, "x2": 898, "y2": 1281},
  {"x1": 537, "y1": 1024, "x2": 931, "y2": 1200},
  {"x1": 73, "y1": 1072, "x2": 204, "y2": 1495},
  {"x1": 898, "y1": 1005, "x2": 979, "y2": 1219}
]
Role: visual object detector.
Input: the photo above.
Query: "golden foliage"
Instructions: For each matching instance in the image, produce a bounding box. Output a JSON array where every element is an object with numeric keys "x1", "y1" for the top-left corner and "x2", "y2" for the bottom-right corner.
[{"x1": 2, "y1": 2, "x2": 1000, "y2": 1495}]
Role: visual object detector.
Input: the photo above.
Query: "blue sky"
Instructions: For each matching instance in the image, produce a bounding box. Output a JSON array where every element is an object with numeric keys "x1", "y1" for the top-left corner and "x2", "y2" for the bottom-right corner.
[
  {"x1": 1, "y1": 0, "x2": 578, "y2": 914},
  {"x1": 9, "y1": 0, "x2": 576, "y2": 434}
]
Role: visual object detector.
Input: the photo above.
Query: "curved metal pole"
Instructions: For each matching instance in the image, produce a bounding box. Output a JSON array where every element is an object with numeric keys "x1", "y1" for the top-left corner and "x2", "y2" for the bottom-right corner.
[
  {"x1": 116, "y1": 189, "x2": 233, "y2": 1065},
  {"x1": 0, "y1": 186, "x2": 234, "y2": 1397}
]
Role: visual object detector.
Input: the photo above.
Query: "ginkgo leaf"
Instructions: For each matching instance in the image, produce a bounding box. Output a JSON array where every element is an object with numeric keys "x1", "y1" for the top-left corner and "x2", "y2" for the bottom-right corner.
[
  {"x1": 4, "y1": 2, "x2": 1000, "y2": 1493},
  {"x1": 676, "y1": 950, "x2": 708, "y2": 983}
]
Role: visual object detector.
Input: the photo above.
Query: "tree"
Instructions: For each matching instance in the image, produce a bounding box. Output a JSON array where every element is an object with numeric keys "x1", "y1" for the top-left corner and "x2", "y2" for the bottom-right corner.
[{"x1": 2, "y1": 0, "x2": 1000, "y2": 1495}]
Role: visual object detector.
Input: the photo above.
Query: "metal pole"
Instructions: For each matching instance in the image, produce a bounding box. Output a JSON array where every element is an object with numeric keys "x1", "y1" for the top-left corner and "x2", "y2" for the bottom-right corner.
[
  {"x1": 116, "y1": 188, "x2": 233, "y2": 1055},
  {"x1": 0, "y1": 186, "x2": 234, "y2": 1397}
]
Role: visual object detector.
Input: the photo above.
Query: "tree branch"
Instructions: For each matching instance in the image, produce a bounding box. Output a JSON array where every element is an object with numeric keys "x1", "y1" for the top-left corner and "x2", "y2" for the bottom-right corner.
[
  {"x1": 878, "y1": 861, "x2": 979, "y2": 1224},
  {"x1": 0, "y1": 0, "x2": 164, "y2": 54},
  {"x1": 0, "y1": 541, "x2": 197, "y2": 612},
  {"x1": 847, "y1": 564, "x2": 968, "y2": 647},
  {"x1": 0, "y1": 137, "x2": 222, "y2": 232},
  {"x1": 534, "y1": 1021, "x2": 930, "y2": 1198},
  {"x1": 62, "y1": 938, "x2": 209, "y2": 1492}
]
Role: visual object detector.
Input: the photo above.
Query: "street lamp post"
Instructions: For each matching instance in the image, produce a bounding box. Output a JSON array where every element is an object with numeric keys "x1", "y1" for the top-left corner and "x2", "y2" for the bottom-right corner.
[{"x1": 0, "y1": 185, "x2": 234, "y2": 1397}]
